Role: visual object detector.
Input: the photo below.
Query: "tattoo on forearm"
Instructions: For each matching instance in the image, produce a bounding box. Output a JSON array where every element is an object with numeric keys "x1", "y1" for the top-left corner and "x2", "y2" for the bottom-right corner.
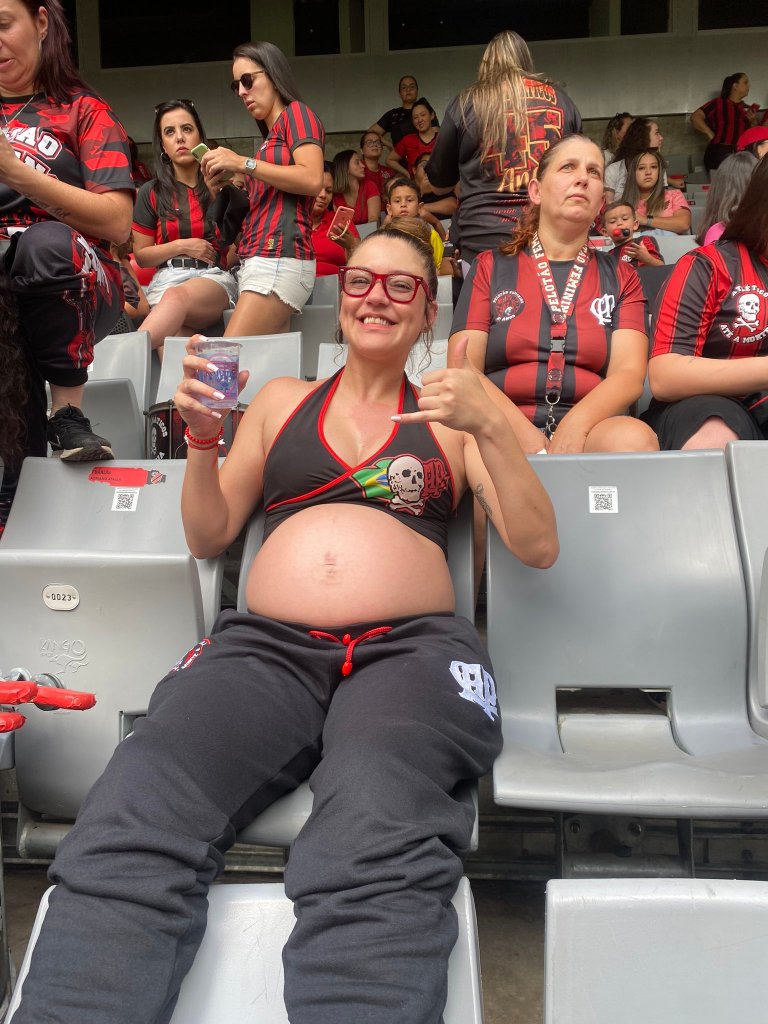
[
  {"x1": 474, "y1": 482, "x2": 493, "y2": 519},
  {"x1": 34, "y1": 199, "x2": 70, "y2": 221}
]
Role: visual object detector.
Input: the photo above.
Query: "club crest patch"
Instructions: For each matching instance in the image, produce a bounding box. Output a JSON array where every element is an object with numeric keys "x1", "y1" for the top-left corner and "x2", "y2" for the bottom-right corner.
[
  {"x1": 352, "y1": 455, "x2": 449, "y2": 516},
  {"x1": 492, "y1": 290, "x2": 524, "y2": 323}
]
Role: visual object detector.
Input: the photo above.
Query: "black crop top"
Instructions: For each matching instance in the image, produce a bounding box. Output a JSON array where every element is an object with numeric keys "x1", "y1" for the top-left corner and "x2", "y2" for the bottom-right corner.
[{"x1": 262, "y1": 369, "x2": 456, "y2": 554}]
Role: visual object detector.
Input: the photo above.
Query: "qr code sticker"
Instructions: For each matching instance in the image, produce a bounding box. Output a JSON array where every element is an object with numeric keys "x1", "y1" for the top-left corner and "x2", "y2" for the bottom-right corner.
[
  {"x1": 588, "y1": 485, "x2": 618, "y2": 514},
  {"x1": 111, "y1": 488, "x2": 140, "y2": 512}
]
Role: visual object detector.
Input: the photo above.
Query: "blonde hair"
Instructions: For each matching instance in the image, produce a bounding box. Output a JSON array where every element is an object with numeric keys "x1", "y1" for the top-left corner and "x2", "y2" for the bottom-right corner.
[{"x1": 459, "y1": 30, "x2": 544, "y2": 170}]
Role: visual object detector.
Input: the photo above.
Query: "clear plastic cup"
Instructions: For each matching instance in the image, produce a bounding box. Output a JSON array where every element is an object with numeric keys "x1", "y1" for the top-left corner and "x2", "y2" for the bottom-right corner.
[{"x1": 193, "y1": 339, "x2": 241, "y2": 410}]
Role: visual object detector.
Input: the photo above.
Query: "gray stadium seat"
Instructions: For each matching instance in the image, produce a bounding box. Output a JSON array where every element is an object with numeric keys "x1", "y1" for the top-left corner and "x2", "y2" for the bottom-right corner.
[
  {"x1": 356, "y1": 221, "x2": 378, "y2": 239},
  {"x1": 316, "y1": 341, "x2": 346, "y2": 379},
  {"x1": 9, "y1": 877, "x2": 484, "y2": 1024},
  {"x1": 725, "y1": 441, "x2": 768, "y2": 741},
  {"x1": 289, "y1": 304, "x2": 336, "y2": 378},
  {"x1": 488, "y1": 450, "x2": 768, "y2": 817},
  {"x1": 435, "y1": 302, "x2": 454, "y2": 339},
  {"x1": 545, "y1": 878, "x2": 768, "y2": 1024},
  {"x1": 81, "y1": 378, "x2": 145, "y2": 459},
  {"x1": 303, "y1": 340, "x2": 447, "y2": 388},
  {"x1": 0, "y1": 458, "x2": 223, "y2": 850},
  {"x1": 307, "y1": 273, "x2": 339, "y2": 311},
  {"x1": 155, "y1": 334, "x2": 303, "y2": 408},
  {"x1": 436, "y1": 275, "x2": 453, "y2": 303},
  {"x1": 89, "y1": 329, "x2": 151, "y2": 411},
  {"x1": 655, "y1": 234, "x2": 699, "y2": 263},
  {"x1": 236, "y1": 494, "x2": 478, "y2": 850}
]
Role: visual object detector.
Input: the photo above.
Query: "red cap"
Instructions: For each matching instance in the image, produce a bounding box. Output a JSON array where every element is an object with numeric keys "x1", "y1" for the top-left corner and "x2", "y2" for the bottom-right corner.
[{"x1": 736, "y1": 126, "x2": 768, "y2": 151}]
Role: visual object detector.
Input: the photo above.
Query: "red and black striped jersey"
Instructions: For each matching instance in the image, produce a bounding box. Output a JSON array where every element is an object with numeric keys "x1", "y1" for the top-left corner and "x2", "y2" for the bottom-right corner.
[
  {"x1": 0, "y1": 88, "x2": 134, "y2": 251},
  {"x1": 699, "y1": 98, "x2": 750, "y2": 147},
  {"x1": 452, "y1": 248, "x2": 647, "y2": 429},
  {"x1": 132, "y1": 179, "x2": 227, "y2": 268},
  {"x1": 652, "y1": 240, "x2": 768, "y2": 360},
  {"x1": 238, "y1": 101, "x2": 324, "y2": 261}
]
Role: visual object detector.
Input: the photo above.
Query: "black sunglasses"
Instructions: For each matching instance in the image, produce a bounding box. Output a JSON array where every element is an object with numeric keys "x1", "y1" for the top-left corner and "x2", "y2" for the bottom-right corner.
[{"x1": 230, "y1": 71, "x2": 267, "y2": 95}]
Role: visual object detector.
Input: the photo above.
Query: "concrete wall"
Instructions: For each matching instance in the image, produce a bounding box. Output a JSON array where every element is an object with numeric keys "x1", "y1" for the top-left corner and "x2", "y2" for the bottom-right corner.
[{"x1": 75, "y1": 0, "x2": 767, "y2": 158}]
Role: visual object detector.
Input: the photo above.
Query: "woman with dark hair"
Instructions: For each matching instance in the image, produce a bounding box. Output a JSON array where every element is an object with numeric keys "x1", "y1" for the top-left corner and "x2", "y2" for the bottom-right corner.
[
  {"x1": 696, "y1": 150, "x2": 756, "y2": 244},
  {"x1": 8, "y1": 228, "x2": 558, "y2": 1024},
  {"x1": 311, "y1": 160, "x2": 359, "y2": 276},
  {"x1": 691, "y1": 72, "x2": 758, "y2": 171},
  {"x1": 200, "y1": 41, "x2": 324, "y2": 337},
  {"x1": 367, "y1": 74, "x2": 429, "y2": 148},
  {"x1": 602, "y1": 112, "x2": 634, "y2": 164},
  {"x1": 388, "y1": 97, "x2": 440, "y2": 177},
  {"x1": 426, "y1": 29, "x2": 581, "y2": 266},
  {"x1": 604, "y1": 116, "x2": 664, "y2": 200},
  {"x1": 131, "y1": 100, "x2": 237, "y2": 358},
  {"x1": 331, "y1": 149, "x2": 381, "y2": 226},
  {"x1": 449, "y1": 134, "x2": 657, "y2": 455},
  {"x1": 644, "y1": 156, "x2": 768, "y2": 449},
  {"x1": 0, "y1": 0, "x2": 133, "y2": 466},
  {"x1": 360, "y1": 129, "x2": 394, "y2": 201},
  {"x1": 622, "y1": 150, "x2": 691, "y2": 235}
]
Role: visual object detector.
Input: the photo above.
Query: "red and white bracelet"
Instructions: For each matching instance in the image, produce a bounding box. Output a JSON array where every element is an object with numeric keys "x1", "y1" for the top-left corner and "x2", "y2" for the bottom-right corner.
[{"x1": 184, "y1": 426, "x2": 224, "y2": 451}]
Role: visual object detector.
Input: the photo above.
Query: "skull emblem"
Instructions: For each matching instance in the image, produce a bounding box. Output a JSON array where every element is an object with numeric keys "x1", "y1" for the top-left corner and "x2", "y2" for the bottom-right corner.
[
  {"x1": 387, "y1": 455, "x2": 425, "y2": 512},
  {"x1": 737, "y1": 293, "x2": 761, "y2": 326}
]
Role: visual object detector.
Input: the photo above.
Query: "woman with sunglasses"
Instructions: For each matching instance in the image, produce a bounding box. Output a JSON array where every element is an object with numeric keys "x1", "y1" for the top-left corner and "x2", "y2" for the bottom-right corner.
[
  {"x1": 10, "y1": 227, "x2": 558, "y2": 1024},
  {"x1": 131, "y1": 99, "x2": 237, "y2": 358},
  {"x1": 201, "y1": 42, "x2": 324, "y2": 337}
]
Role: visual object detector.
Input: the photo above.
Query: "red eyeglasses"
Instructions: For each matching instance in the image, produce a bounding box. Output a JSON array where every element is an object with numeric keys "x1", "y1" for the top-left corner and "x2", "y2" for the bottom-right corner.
[{"x1": 339, "y1": 267, "x2": 432, "y2": 303}]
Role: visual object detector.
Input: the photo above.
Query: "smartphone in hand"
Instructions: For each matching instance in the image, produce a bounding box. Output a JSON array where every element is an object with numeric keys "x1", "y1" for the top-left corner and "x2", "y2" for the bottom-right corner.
[
  {"x1": 328, "y1": 205, "x2": 355, "y2": 239},
  {"x1": 191, "y1": 142, "x2": 233, "y2": 182}
]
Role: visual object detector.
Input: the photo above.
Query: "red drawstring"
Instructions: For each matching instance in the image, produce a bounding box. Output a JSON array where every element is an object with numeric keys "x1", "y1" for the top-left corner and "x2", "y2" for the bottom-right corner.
[{"x1": 308, "y1": 626, "x2": 393, "y2": 677}]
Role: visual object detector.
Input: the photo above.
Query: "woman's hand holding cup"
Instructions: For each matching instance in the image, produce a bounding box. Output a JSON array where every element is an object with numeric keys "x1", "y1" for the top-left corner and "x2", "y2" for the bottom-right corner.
[{"x1": 174, "y1": 335, "x2": 249, "y2": 439}]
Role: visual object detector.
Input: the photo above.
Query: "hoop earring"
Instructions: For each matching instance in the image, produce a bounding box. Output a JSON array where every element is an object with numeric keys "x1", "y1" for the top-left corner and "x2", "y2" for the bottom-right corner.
[{"x1": 161, "y1": 151, "x2": 171, "y2": 164}]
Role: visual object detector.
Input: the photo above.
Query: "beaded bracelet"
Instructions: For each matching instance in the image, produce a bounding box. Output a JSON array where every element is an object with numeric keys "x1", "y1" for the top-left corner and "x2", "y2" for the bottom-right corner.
[{"x1": 184, "y1": 426, "x2": 224, "y2": 450}]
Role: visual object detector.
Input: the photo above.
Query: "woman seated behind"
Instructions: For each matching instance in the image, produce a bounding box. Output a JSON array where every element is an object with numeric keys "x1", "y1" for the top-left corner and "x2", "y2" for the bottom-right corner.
[
  {"x1": 388, "y1": 98, "x2": 440, "y2": 178},
  {"x1": 696, "y1": 150, "x2": 756, "y2": 245},
  {"x1": 9, "y1": 228, "x2": 558, "y2": 1024},
  {"x1": 311, "y1": 161, "x2": 359, "y2": 276},
  {"x1": 332, "y1": 149, "x2": 381, "y2": 225},
  {"x1": 132, "y1": 99, "x2": 237, "y2": 359},
  {"x1": 450, "y1": 134, "x2": 658, "y2": 455},
  {"x1": 643, "y1": 156, "x2": 768, "y2": 450},
  {"x1": 621, "y1": 150, "x2": 691, "y2": 236}
]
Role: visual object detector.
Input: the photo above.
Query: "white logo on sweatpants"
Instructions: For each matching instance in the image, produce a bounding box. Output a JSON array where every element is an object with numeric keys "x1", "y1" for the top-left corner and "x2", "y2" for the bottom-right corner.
[{"x1": 450, "y1": 661, "x2": 498, "y2": 720}]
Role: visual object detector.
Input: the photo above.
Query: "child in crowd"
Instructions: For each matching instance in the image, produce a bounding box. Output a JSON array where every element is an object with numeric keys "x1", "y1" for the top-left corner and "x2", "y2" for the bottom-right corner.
[
  {"x1": 413, "y1": 153, "x2": 457, "y2": 221},
  {"x1": 383, "y1": 177, "x2": 452, "y2": 274},
  {"x1": 601, "y1": 201, "x2": 664, "y2": 267},
  {"x1": 622, "y1": 150, "x2": 691, "y2": 235},
  {"x1": 110, "y1": 240, "x2": 150, "y2": 326}
]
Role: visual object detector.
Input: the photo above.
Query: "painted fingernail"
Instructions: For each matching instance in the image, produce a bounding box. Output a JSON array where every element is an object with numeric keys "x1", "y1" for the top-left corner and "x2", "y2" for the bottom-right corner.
[
  {"x1": 206, "y1": 363, "x2": 218, "y2": 372},
  {"x1": 390, "y1": 415, "x2": 402, "y2": 421},
  {"x1": 211, "y1": 411, "x2": 222, "y2": 419},
  {"x1": 212, "y1": 391, "x2": 225, "y2": 400}
]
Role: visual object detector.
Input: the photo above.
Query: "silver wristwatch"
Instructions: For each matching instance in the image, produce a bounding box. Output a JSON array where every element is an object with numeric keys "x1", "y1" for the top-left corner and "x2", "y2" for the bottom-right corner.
[{"x1": 244, "y1": 157, "x2": 257, "y2": 174}]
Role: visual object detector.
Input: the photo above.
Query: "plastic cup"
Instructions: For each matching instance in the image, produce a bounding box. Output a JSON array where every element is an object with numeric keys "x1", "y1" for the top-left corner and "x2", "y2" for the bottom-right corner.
[{"x1": 193, "y1": 339, "x2": 241, "y2": 410}]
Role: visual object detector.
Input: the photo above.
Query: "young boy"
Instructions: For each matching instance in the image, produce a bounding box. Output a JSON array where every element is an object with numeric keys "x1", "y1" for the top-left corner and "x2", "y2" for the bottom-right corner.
[
  {"x1": 384, "y1": 177, "x2": 452, "y2": 274},
  {"x1": 602, "y1": 200, "x2": 664, "y2": 267}
]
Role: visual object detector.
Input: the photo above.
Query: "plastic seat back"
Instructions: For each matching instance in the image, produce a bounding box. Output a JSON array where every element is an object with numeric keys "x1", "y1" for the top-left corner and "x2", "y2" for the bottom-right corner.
[
  {"x1": 545, "y1": 878, "x2": 768, "y2": 1024},
  {"x1": 655, "y1": 234, "x2": 699, "y2": 263},
  {"x1": 0, "y1": 458, "x2": 219, "y2": 822},
  {"x1": 156, "y1": 334, "x2": 302, "y2": 407},
  {"x1": 488, "y1": 451, "x2": 768, "y2": 817},
  {"x1": 89, "y1": 330, "x2": 151, "y2": 410},
  {"x1": 725, "y1": 441, "x2": 768, "y2": 739},
  {"x1": 289, "y1": 304, "x2": 336, "y2": 378},
  {"x1": 9, "y1": 878, "x2": 483, "y2": 1024},
  {"x1": 81, "y1": 378, "x2": 145, "y2": 459},
  {"x1": 307, "y1": 273, "x2": 339, "y2": 311}
]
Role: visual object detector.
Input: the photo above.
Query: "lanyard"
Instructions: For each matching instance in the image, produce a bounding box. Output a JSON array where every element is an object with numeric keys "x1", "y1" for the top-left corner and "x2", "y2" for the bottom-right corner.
[{"x1": 530, "y1": 232, "x2": 590, "y2": 437}]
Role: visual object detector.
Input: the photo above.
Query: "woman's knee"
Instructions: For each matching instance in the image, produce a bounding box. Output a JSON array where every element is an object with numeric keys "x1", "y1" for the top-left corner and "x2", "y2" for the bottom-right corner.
[
  {"x1": 585, "y1": 416, "x2": 660, "y2": 453},
  {"x1": 681, "y1": 417, "x2": 740, "y2": 450}
]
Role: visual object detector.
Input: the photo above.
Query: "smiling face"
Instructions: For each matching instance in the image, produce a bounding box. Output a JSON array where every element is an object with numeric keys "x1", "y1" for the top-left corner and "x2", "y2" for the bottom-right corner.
[
  {"x1": 312, "y1": 170, "x2": 334, "y2": 219},
  {"x1": 635, "y1": 153, "x2": 660, "y2": 193},
  {"x1": 387, "y1": 184, "x2": 420, "y2": 218},
  {"x1": 340, "y1": 235, "x2": 436, "y2": 361},
  {"x1": 361, "y1": 132, "x2": 383, "y2": 163},
  {"x1": 159, "y1": 108, "x2": 202, "y2": 170},
  {"x1": 528, "y1": 138, "x2": 605, "y2": 229},
  {"x1": 0, "y1": 0, "x2": 47, "y2": 96},
  {"x1": 232, "y1": 57, "x2": 284, "y2": 128},
  {"x1": 399, "y1": 76, "x2": 418, "y2": 107},
  {"x1": 411, "y1": 103, "x2": 432, "y2": 134}
]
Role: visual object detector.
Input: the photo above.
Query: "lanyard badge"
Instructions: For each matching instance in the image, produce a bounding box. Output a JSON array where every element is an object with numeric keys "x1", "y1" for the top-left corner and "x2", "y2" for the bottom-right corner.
[{"x1": 530, "y1": 232, "x2": 590, "y2": 438}]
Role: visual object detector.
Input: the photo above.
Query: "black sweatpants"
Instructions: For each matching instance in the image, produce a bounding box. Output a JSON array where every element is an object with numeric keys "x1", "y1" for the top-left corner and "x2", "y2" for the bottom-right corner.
[{"x1": 10, "y1": 609, "x2": 502, "y2": 1024}]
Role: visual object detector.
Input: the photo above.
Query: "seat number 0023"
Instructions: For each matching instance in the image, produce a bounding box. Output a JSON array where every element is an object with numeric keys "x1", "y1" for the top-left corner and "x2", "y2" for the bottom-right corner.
[{"x1": 42, "y1": 585, "x2": 80, "y2": 611}]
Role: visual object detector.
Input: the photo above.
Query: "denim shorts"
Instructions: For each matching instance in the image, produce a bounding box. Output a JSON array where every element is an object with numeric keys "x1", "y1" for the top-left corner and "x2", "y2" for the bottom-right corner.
[
  {"x1": 146, "y1": 265, "x2": 238, "y2": 308},
  {"x1": 237, "y1": 255, "x2": 315, "y2": 313}
]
